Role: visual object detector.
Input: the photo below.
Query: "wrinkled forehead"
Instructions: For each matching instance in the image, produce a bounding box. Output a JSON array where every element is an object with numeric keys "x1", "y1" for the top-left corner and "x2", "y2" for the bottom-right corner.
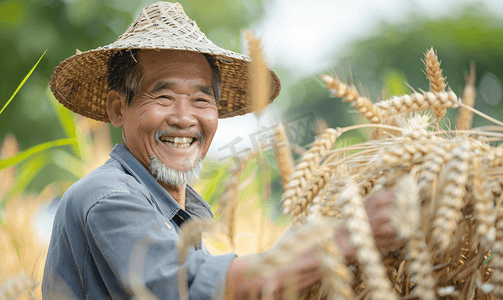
[
  {"x1": 138, "y1": 49, "x2": 211, "y2": 71},
  {"x1": 136, "y1": 49, "x2": 214, "y2": 92}
]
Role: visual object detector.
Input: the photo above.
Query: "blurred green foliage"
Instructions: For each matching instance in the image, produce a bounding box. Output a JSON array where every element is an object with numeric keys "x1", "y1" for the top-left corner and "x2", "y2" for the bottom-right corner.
[{"x1": 283, "y1": 5, "x2": 503, "y2": 133}]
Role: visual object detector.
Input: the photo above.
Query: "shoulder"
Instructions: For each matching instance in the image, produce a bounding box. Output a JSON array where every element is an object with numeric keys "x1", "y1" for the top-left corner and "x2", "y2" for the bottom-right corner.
[{"x1": 59, "y1": 157, "x2": 152, "y2": 219}]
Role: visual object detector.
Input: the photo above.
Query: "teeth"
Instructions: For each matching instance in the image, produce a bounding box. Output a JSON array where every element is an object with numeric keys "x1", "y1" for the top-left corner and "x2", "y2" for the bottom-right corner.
[
  {"x1": 161, "y1": 136, "x2": 195, "y2": 148},
  {"x1": 161, "y1": 137, "x2": 194, "y2": 143},
  {"x1": 165, "y1": 142, "x2": 191, "y2": 148}
]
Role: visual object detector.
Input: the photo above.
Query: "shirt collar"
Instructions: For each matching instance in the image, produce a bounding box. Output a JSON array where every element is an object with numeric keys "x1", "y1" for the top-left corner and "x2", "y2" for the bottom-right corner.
[{"x1": 109, "y1": 144, "x2": 214, "y2": 220}]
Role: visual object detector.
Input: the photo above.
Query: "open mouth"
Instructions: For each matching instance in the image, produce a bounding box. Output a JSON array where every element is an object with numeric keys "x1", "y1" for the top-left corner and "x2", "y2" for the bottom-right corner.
[{"x1": 159, "y1": 136, "x2": 196, "y2": 149}]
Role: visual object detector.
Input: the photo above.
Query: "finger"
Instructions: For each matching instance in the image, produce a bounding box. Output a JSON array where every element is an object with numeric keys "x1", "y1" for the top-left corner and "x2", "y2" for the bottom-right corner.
[
  {"x1": 365, "y1": 190, "x2": 395, "y2": 210},
  {"x1": 367, "y1": 210, "x2": 393, "y2": 227}
]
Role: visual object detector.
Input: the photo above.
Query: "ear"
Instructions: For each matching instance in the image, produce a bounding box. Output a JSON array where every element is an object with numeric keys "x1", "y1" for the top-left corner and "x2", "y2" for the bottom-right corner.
[{"x1": 107, "y1": 90, "x2": 125, "y2": 128}]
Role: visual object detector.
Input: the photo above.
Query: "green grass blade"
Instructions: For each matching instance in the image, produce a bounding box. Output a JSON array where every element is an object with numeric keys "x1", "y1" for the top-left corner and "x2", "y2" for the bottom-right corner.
[
  {"x1": 5, "y1": 153, "x2": 49, "y2": 198},
  {"x1": 46, "y1": 87, "x2": 90, "y2": 161},
  {"x1": 51, "y1": 149, "x2": 85, "y2": 179},
  {"x1": 1, "y1": 153, "x2": 50, "y2": 209},
  {"x1": 0, "y1": 49, "x2": 47, "y2": 115},
  {"x1": 484, "y1": 253, "x2": 495, "y2": 265},
  {"x1": 0, "y1": 138, "x2": 77, "y2": 170}
]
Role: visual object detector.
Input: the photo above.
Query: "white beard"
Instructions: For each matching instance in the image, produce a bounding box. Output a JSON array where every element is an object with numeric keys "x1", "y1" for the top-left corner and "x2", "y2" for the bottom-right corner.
[{"x1": 149, "y1": 155, "x2": 202, "y2": 187}]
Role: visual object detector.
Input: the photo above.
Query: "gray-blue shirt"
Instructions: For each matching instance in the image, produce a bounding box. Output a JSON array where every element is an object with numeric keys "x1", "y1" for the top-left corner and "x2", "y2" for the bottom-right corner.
[{"x1": 42, "y1": 144, "x2": 236, "y2": 299}]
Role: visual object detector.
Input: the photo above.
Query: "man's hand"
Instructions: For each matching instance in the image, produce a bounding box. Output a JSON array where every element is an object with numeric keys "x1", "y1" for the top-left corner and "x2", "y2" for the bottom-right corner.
[
  {"x1": 225, "y1": 189, "x2": 402, "y2": 299},
  {"x1": 334, "y1": 189, "x2": 403, "y2": 264}
]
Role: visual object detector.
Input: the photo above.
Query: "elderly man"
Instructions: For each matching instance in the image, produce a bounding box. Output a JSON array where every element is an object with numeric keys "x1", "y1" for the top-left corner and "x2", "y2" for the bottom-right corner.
[{"x1": 43, "y1": 2, "x2": 398, "y2": 299}]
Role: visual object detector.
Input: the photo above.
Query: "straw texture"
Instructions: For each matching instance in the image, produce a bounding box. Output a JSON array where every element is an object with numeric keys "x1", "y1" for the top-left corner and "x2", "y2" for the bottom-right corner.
[{"x1": 50, "y1": 2, "x2": 280, "y2": 122}]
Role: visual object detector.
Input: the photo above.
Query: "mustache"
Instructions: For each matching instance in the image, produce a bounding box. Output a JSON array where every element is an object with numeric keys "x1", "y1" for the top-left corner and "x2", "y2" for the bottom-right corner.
[{"x1": 154, "y1": 128, "x2": 204, "y2": 145}]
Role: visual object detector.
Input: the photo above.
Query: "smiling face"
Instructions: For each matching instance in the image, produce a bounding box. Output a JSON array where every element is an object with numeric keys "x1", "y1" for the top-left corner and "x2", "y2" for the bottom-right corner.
[{"x1": 117, "y1": 50, "x2": 218, "y2": 185}]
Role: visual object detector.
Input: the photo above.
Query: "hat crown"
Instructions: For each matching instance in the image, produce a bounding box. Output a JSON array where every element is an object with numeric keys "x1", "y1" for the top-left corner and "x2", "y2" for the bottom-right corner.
[
  {"x1": 117, "y1": 2, "x2": 207, "y2": 46},
  {"x1": 101, "y1": 1, "x2": 249, "y2": 61}
]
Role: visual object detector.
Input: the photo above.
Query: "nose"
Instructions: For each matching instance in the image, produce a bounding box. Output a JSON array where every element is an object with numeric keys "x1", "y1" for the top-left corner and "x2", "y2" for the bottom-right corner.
[{"x1": 165, "y1": 99, "x2": 197, "y2": 129}]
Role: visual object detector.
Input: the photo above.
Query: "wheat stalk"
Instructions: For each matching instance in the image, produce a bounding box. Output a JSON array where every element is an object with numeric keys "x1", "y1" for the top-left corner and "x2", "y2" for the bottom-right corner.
[
  {"x1": 216, "y1": 151, "x2": 257, "y2": 250},
  {"x1": 272, "y1": 123, "x2": 295, "y2": 189},
  {"x1": 244, "y1": 30, "x2": 270, "y2": 116},
  {"x1": 456, "y1": 63, "x2": 476, "y2": 131}
]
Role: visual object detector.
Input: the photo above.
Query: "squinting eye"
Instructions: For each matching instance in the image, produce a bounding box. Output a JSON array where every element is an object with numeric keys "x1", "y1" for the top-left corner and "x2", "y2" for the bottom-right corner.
[{"x1": 197, "y1": 99, "x2": 210, "y2": 102}]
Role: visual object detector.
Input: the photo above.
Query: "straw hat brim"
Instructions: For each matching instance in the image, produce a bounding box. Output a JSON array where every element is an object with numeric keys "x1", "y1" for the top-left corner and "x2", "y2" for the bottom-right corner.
[
  {"x1": 50, "y1": 2, "x2": 281, "y2": 122},
  {"x1": 50, "y1": 46, "x2": 280, "y2": 122}
]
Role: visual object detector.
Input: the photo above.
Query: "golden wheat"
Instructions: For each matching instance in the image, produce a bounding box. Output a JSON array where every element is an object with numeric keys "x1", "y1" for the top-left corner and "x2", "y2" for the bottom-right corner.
[
  {"x1": 282, "y1": 127, "x2": 341, "y2": 217},
  {"x1": 430, "y1": 143, "x2": 471, "y2": 254},
  {"x1": 456, "y1": 63, "x2": 476, "y2": 131},
  {"x1": 272, "y1": 123, "x2": 295, "y2": 189},
  {"x1": 321, "y1": 74, "x2": 385, "y2": 124},
  {"x1": 337, "y1": 178, "x2": 398, "y2": 300},
  {"x1": 315, "y1": 238, "x2": 355, "y2": 300},
  {"x1": 375, "y1": 89, "x2": 459, "y2": 119},
  {"x1": 423, "y1": 47, "x2": 448, "y2": 121},
  {"x1": 245, "y1": 30, "x2": 270, "y2": 115}
]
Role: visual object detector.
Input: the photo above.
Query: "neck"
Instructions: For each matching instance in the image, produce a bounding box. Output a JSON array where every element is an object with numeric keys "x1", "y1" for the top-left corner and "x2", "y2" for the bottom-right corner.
[{"x1": 160, "y1": 181, "x2": 186, "y2": 209}]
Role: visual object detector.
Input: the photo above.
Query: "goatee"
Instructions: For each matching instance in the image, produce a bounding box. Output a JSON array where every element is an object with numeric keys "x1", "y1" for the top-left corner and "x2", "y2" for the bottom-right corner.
[{"x1": 149, "y1": 155, "x2": 202, "y2": 187}]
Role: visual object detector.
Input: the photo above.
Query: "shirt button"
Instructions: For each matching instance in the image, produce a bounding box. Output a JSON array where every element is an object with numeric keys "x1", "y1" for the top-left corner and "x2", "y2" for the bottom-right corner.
[{"x1": 165, "y1": 221, "x2": 172, "y2": 230}]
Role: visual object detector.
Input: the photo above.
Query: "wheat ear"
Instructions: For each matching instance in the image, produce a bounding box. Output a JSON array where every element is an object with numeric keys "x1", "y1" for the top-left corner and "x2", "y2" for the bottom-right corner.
[
  {"x1": 337, "y1": 178, "x2": 398, "y2": 300},
  {"x1": 369, "y1": 138, "x2": 435, "y2": 172},
  {"x1": 417, "y1": 144, "x2": 448, "y2": 202},
  {"x1": 430, "y1": 143, "x2": 471, "y2": 254},
  {"x1": 390, "y1": 172, "x2": 420, "y2": 240},
  {"x1": 244, "y1": 30, "x2": 269, "y2": 115},
  {"x1": 282, "y1": 128, "x2": 341, "y2": 217},
  {"x1": 492, "y1": 146, "x2": 503, "y2": 168},
  {"x1": 320, "y1": 180, "x2": 345, "y2": 218},
  {"x1": 177, "y1": 218, "x2": 214, "y2": 300},
  {"x1": 422, "y1": 47, "x2": 447, "y2": 121},
  {"x1": 456, "y1": 63, "x2": 476, "y2": 131},
  {"x1": 407, "y1": 230, "x2": 436, "y2": 300},
  {"x1": 291, "y1": 165, "x2": 334, "y2": 225},
  {"x1": 316, "y1": 238, "x2": 355, "y2": 300},
  {"x1": 321, "y1": 74, "x2": 385, "y2": 124},
  {"x1": 375, "y1": 89, "x2": 459, "y2": 118},
  {"x1": 491, "y1": 209, "x2": 503, "y2": 298},
  {"x1": 472, "y1": 160, "x2": 498, "y2": 249},
  {"x1": 272, "y1": 123, "x2": 295, "y2": 189}
]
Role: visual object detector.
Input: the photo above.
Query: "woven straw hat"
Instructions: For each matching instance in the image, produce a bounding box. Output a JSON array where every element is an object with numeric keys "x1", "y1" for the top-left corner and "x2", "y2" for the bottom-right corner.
[{"x1": 50, "y1": 1, "x2": 280, "y2": 122}]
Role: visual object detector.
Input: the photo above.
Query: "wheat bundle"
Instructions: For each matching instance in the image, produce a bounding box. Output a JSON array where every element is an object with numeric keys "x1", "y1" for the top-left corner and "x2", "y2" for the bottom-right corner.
[{"x1": 274, "y1": 48, "x2": 503, "y2": 299}]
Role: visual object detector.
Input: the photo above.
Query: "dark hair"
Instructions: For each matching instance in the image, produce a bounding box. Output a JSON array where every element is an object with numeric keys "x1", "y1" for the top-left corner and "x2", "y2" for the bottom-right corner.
[{"x1": 107, "y1": 50, "x2": 221, "y2": 107}]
